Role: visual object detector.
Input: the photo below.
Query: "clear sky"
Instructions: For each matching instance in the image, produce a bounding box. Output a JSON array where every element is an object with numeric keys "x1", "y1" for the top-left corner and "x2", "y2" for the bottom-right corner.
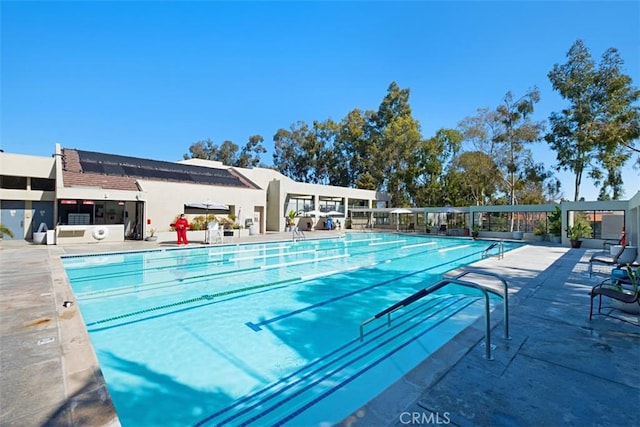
[{"x1": 1, "y1": 1, "x2": 638, "y2": 201}]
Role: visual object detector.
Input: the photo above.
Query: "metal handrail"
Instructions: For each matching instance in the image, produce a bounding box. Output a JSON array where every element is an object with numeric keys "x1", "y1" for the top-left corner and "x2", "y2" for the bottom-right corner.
[
  {"x1": 482, "y1": 240, "x2": 504, "y2": 259},
  {"x1": 292, "y1": 227, "x2": 305, "y2": 241},
  {"x1": 454, "y1": 270, "x2": 510, "y2": 340},
  {"x1": 359, "y1": 272, "x2": 510, "y2": 360}
]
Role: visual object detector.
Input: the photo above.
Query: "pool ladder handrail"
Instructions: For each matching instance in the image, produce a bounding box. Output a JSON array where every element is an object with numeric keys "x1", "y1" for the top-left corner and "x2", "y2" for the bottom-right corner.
[
  {"x1": 482, "y1": 240, "x2": 504, "y2": 259},
  {"x1": 360, "y1": 224, "x2": 373, "y2": 233},
  {"x1": 292, "y1": 227, "x2": 305, "y2": 241},
  {"x1": 359, "y1": 270, "x2": 510, "y2": 360}
]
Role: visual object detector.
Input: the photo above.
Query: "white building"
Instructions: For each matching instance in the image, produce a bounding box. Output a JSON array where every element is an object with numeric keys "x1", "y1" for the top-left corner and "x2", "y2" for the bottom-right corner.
[{"x1": 0, "y1": 144, "x2": 389, "y2": 244}]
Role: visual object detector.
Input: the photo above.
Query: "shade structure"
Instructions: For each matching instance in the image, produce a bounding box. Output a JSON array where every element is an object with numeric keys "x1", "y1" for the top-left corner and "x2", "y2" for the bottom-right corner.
[
  {"x1": 390, "y1": 208, "x2": 412, "y2": 214},
  {"x1": 325, "y1": 210, "x2": 344, "y2": 216},
  {"x1": 304, "y1": 210, "x2": 326, "y2": 217},
  {"x1": 185, "y1": 201, "x2": 229, "y2": 211},
  {"x1": 390, "y1": 208, "x2": 413, "y2": 230},
  {"x1": 184, "y1": 201, "x2": 230, "y2": 219}
]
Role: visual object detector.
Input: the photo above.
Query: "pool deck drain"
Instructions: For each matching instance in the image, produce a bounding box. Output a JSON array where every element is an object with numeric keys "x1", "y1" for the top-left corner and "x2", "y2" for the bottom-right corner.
[{"x1": 1, "y1": 232, "x2": 638, "y2": 426}]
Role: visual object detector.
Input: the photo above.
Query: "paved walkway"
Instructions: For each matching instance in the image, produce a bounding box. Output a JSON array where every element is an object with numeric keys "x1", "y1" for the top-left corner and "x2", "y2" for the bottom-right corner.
[{"x1": 1, "y1": 233, "x2": 638, "y2": 426}]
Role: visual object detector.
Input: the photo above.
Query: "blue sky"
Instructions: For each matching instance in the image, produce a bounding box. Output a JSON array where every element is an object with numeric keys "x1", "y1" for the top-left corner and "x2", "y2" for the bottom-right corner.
[{"x1": 1, "y1": 1, "x2": 638, "y2": 201}]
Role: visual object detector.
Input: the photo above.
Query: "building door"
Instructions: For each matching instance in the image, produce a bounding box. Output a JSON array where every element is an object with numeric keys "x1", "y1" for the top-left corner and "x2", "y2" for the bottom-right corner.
[
  {"x1": 31, "y1": 201, "x2": 54, "y2": 236},
  {"x1": 1, "y1": 200, "x2": 25, "y2": 240}
]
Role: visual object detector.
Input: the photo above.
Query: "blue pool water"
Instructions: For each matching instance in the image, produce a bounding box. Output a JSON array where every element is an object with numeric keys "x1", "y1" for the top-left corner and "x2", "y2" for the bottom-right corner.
[{"x1": 62, "y1": 233, "x2": 519, "y2": 426}]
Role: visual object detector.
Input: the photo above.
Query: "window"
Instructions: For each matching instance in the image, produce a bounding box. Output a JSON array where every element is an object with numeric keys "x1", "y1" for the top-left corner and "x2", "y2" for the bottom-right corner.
[
  {"x1": 1, "y1": 175, "x2": 27, "y2": 190},
  {"x1": 31, "y1": 178, "x2": 55, "y2": 191}
]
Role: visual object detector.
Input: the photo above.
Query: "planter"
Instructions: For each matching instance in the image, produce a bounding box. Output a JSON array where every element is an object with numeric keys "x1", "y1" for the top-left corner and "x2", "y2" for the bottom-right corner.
[
  {"x1": 512, "y1": 231, "x2": 524, "y2": 240},
  {"x1": 613, "y1": 297, "x2": 640, "y2": 314},
  {"x1": 145, "y1": 236, "x2": 158, "y2": 242},
  {"x1": 552, "y1": 236, "x2": 561, "y2": 244},
  {"x1": 33, "y1": 232, "x2": 47, "y2": 244},
  {"x1": 570, "y1": 240, "x2": 582, "y2": 249}
]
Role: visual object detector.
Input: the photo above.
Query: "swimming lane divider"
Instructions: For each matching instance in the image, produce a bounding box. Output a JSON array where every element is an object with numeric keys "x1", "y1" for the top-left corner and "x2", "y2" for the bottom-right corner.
[
  {"x1": 229, "y1": 249, "x2": 317, "y2": 262},
  {"x1": 244, "y1": 248, "x2": 488, "y2": 332},
  {"x1": 86, "y1": 277, "x2": 303, "y2": 327},
  {"x1": 368, "y1": 240, "x2": 407, "y2": 247},
  {"x1": 400, "y1": 241, "x2": 437, "y2": 250},
  {"x1": 206, "y1": 296, "x2": 468, "y2": 427},
  {"x1": 438, "y1": 244, "x2": 471, "y2": 253}
]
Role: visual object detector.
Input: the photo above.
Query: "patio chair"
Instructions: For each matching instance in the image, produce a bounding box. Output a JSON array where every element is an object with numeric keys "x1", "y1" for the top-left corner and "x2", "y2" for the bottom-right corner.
[
  {"x1": 438, "y1": 224, "x2": 447, "y2": 235},
  {"x1": 588, "y1": 244, "x2": 627, "y2": 277},
  {"x1": 602, "y1": 227, "x2": 626, "y2": 252},
  {"x1": 589, "y1": 266, "x2": 640, "y2": 320},
  {"x1": 407, "y1": 223, "x2": 415, "y2": 232}
]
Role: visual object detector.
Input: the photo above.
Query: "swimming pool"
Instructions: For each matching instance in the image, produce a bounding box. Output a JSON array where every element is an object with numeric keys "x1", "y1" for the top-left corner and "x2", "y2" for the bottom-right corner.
[{"x1": 62, "y1": 233, "x2": 518, "y2": 426}]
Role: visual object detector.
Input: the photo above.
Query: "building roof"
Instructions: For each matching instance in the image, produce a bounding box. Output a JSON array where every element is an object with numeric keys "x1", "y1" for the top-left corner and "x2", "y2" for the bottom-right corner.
[{"x1": 61, "y1": 148, "x2": 260, "y2": 191}]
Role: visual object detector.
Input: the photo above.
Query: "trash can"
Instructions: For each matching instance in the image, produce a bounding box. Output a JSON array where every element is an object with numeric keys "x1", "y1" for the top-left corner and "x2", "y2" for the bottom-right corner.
[{"x1": 46, "y1": 230, "x2": 56, "y2": 245}]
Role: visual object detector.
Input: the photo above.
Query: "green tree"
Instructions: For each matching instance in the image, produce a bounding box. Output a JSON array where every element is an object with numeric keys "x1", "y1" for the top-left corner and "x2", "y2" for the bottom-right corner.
[
  {"x1": 459, "y1": 88, "x2": 545, "y2": 228},
  {"x1": 546, "y1": 39, "x2": 640, "y2": 200},
  {"x1": 409, "y1": 129, "x2": 462, "y2": 206},
  {"x1": 273, "y1": 121, "x2": 334, "y2": 184},
  {"x1": 449, "y1": 151, "x2": 500, "y2": 206},
  {"x1": 184, "y1": 135, "x2": 266, "y2": 167},
  {"x1": 333, "y1": 108, "x2": 378, "y2": 189},
  {"x1": 372, "y1": 82, "x2": 423, "y2": 206},
  {"x1": 236, "y1": 135, "x2": 267, "y2": 168}
]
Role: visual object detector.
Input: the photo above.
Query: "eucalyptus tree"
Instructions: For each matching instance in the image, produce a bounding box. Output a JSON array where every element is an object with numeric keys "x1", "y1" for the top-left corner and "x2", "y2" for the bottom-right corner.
[
  {"x1": 449, "y1": 151, "x2": 500, "y2": 206},
  {"x1": 272, "y1": 120, "x2": 335, "y2": 184},
  {"x1": 184, "y1": 135, "x2": 266, "y2": 168},
  {"x1": 236, "y1": 135, "x2": 267, "y2": 168},
  {"x1": 459, "y1": 89, "x2": 545, "y2": 202},
  {"x1": 408, "y1": 129, "x2": 462, "y2": 207},
  {"x1": 371, "y1": 82, "x2": 422, "y2": 206},
  {"x1": 273, "y1": 121, "x2": 315, "y2": 182},
  {"x1": 184, "y1": 138, "x2": 218, "y2": 160},
  {"x1": 546, "y1": 39, "x2": 640, "y2": 200},
  {"x1": 333, "y1": 108, "x2": 378, "y2": 189}
]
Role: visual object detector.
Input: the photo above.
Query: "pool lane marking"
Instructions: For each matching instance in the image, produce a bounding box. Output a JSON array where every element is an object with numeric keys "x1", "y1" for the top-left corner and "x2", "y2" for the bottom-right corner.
[
  {"x1": 74, "y1": 240, "x2": 469, "y2": 300},
  {"x1": 271, "y1": 299, "x2": 481, "y2": 426},
  {"x1": 438, "y1": 244, "x2": 471, "y2": 253},
  {"x1": 213, "y1": 297, "x2": 480, "y2": 427},
  {"x1": 401, "y1": 241, "x2": 437, "y2": 249},
  {"x1": 229, "y1": 249, "x2": 317, "y2": 262},
  {"x1": 368, "y1": 240, "x2": 407, "y2": 247},
  {"x1": 85, "y1": 277, "x2": 301, "y2": 326},
  {"x1": 194, "y1": 295, "x2": 466, "y2": 426},
  {"x1": 244, "y1": 246, "x2": 483, "y2": 332}
]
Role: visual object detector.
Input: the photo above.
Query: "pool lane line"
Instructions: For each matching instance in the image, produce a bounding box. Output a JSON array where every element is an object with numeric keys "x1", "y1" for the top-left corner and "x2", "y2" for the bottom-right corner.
[
  {"x1": 228, "y1": 249, "x2": 317, "y2": 262},
  {"x1": 244, "y1": 246, "x2": 485, "y2": 332},
  {"x1": 271, "y1": 298, "x2": 481, "y2": 427},
  {"x1": 85, "y1": 277, "x2": 301, "y2": 326},
  {"x1": 438, "y1": 244, "x2": 471, "y2": 253},
  {"x1": 194, "y1": 295, "x2": 469, "y2": 427},
  {"x1": 220, "y1": 297, "x2": 481, "y2": 427},
  {"x1": 74, "y1": 239, "x2": 472, "y2": 300},
  {"x1": 63, "y1": 243, "x2": 295, "y2": 272},
  {"x1": 67, "y1": 235, "x2": 453, "y2": 284},
  {"x1": 401, "y1": 241, "x2": 437, "y2": 249},
  {"x1": 368, "y1": 239, "x2": 407, "y2": 246}
]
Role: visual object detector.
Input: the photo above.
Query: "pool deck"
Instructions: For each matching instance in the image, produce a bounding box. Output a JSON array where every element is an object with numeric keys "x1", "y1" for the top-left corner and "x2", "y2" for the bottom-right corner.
[{"x1": 1, "y1": 232, "x2": 638, "y2": 427}]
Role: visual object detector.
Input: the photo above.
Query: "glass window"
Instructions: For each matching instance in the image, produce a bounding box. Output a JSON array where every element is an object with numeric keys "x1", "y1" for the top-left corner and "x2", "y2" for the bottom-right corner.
[
  {"x1": 1, "y1": 175, "x2": 27, "y2": 189},
  {"x1": 31, "y1": 178, "x2": 55, "y2": 191}
]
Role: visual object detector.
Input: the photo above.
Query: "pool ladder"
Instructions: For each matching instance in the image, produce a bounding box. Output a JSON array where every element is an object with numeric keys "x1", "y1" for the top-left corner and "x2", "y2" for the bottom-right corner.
[
  {"x1": 292, "y1": 227, "x2": 305, "y2": 241},
  {"x1": 482, "y1": 240, "x2": 504, "y2": 259},
  {"x1": 359, "y1": 270, "x2": 510, "y2": 360}
]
